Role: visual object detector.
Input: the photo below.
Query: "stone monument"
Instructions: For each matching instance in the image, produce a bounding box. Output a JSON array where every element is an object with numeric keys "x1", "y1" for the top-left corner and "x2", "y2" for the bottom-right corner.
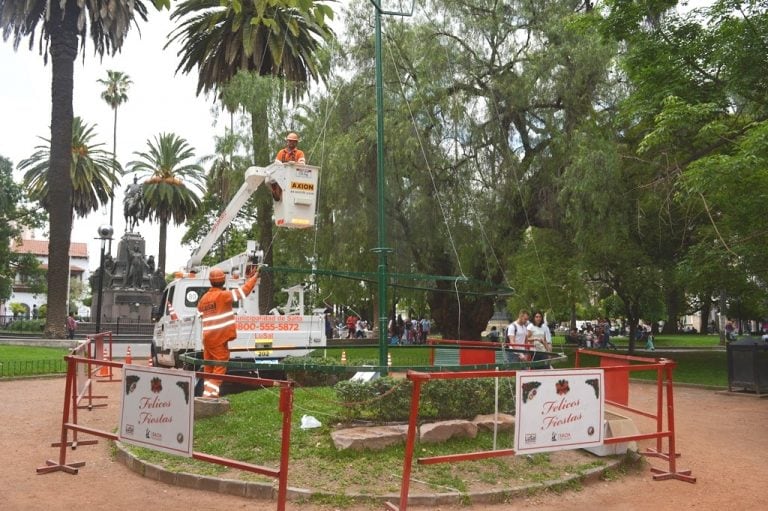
[{"x1": 90, "y1": 231, "x2": 165, "y2": 324}]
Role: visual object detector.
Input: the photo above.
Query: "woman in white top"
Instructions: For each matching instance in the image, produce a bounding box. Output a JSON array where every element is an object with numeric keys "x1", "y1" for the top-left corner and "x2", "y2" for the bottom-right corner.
[
  {"x1": 527, "y1": 312, "x2": 552, "y2": 351},
  {"x1": 527, "y1": 311, "x2": 552, "y2": 368}
]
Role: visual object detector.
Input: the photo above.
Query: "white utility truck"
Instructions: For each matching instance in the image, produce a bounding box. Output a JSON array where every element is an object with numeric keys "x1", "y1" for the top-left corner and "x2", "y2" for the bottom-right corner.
[{"x1": 151, "y1": 162, "x2": 326, "y2": 368}]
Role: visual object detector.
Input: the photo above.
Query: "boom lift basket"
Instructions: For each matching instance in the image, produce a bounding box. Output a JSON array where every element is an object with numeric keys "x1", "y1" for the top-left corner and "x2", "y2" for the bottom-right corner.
[{"x1": 268, "y1": 163, "x2": 320, "y2": 229}]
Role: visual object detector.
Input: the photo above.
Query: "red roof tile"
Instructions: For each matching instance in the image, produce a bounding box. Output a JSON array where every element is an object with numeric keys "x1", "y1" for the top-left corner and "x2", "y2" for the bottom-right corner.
[{"x1": 12, "y1": 239, "x2": 89, "y2": 258}]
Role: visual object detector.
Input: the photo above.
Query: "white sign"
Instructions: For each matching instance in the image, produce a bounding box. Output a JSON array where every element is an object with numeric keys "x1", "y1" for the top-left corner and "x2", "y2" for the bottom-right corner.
[
  {"x1": 119, "y1": 365, "x2": 195, "y2": 457},
  {"x1": 514, "y1": 369, "x2": 605, "y2": 455}
]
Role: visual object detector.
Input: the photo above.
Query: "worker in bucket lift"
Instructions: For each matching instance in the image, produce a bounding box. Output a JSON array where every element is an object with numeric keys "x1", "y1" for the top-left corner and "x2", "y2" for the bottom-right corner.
[
  {"x1": 271, "y1": 132, "x2": 306, "y2": 201},
  {"x1": 275, "y1": 132, "x2": 306, "y2": 164},
  {"x1": 198, "y1": 266, "x2": 260, "y2": 399}
]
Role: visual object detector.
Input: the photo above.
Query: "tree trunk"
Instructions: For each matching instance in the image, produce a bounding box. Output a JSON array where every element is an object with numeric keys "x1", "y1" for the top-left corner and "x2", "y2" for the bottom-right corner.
[
  {"x1": 718, "y1": 289, "x2": 727, "y2": 345},
  {"x1": 158, "y1": 220, "x2": 168, "y2": 275},
  {"x1": 662, "y1": 284, "x2": 681, "y2": 334},
  {"x1": 569, "y1": 302, "x2": 577, "y2": 331},
  {"x1": 625, "y1": 301, "x2": 639, "y2": 354},
  {"x1": 108, "y1": 107, "x2": 118, "y2": 254},
  {"x1": 251, "y1": 108, "x2": 273, "y2": 314},
  {"x1": 700, "y1": 293, "x2": 712, "y2": 334},
  {"x1": 427, "y1": 283, "x2": 494, "y2": 340},
  {"x1": 44, "y1": 3, "x2": 78, "y2": 338}
]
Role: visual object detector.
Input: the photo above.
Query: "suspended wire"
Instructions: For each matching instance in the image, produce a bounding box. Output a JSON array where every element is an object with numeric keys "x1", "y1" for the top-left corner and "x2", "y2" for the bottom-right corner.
[
  {"x1": 480, "y1": 44, "x2": 555, "y2": 313},
  {"x1": 383, "y1": 32, "x2": 466, "y2": 280},
  {"x1": 383, "y1": 26, "x2": 468, "y2": 334},
  {"x1": 474, "y1": 30, "x2": 553, "y2": 309},
  {"x1": 435, "y1": 10, "x2": 514, "y2": 292}
]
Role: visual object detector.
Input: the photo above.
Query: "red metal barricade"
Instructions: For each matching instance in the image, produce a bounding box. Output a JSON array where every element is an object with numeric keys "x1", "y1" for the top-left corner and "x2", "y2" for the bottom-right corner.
[
  {"x1": 51, "y1": 333, "x2": 114, "y2": 450},
  {"x1": 386, "y1": 350, "x2": 695, "y2": 511},
  {"x1": 37, "y1": 353, "x2": 296, "y2": 511}
]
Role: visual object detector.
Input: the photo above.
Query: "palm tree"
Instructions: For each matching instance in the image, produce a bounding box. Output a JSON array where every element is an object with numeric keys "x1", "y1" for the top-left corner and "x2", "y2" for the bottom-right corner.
[
  {"x1": 97, "y1": 70, "x2": 132, "y2": 253},
  {"x1": 168, "y1": 0, "x2": 335, "y2": 100},
  {"x1": 129, "y1": 133, "x2": 205, "y2": 274},
  {"x1": 1, "y1": 0, "x2": 151, "y2": 337},
  {"x1": 168, "y1": 0, "x2": 335, "y2": 311},
  {"x1": 19, "y1": 117, "x2": 123, "y2": 219}
]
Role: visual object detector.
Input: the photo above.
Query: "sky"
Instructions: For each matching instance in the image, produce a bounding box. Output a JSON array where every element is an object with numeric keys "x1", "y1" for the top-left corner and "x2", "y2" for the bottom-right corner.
[
  {"x1": 1, "y1": 10, "x2": 236, "y2": 273},
  {"x1": 1, "y1": 1, "x2": 709, "y2": 274}
]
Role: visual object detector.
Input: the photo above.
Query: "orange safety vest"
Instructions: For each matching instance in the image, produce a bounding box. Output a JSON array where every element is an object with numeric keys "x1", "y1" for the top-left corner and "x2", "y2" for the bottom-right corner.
[
  {"x1": 197, "y1": 274, "x2": 258, "y2": 347},
  {"x1": 275, "y1": 148, "x2": 306, "y2": 163}
]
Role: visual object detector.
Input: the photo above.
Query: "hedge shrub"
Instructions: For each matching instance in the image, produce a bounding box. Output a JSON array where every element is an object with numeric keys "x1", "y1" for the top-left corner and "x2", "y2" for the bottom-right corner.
[
  {"x1": 282, "y1": 356, "x2": 377, "y2": 387},
  {"x1": 334, "y1": 376, "x2": 516, "y2": 423}
]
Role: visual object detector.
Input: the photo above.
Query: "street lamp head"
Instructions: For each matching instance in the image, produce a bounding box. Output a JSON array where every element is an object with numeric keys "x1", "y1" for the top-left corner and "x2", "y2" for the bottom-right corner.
[{"x1": 97, "y1": 224, "x2": 114, "y2": 239}]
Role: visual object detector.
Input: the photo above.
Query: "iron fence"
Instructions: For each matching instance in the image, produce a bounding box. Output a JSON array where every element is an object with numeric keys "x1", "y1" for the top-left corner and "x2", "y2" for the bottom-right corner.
[{"x1": 0, "y1": 358, "x2": 68, "y2": 378}]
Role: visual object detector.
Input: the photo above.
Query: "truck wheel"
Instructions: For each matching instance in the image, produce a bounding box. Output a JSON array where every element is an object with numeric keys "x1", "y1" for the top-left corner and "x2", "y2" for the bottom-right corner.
[{"x1": 149, "y1": 341, "x2": 160, "y2": 367}]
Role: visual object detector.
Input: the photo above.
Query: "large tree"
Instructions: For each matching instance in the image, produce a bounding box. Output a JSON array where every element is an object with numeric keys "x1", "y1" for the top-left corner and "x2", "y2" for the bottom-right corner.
[
  {"x1": 97, "y1": 69, "x2": 132, "y2": 252},
  {"x1": 600, "y1": 0, "x2": 768, "y2": 336},
  {"x1": 128, "y1": 133, "x2": 205, "y2": 274},
  {"x1": 168, "y1": 0, "x2": 335, "y2": 312},
  {"x1": 0, "y1": 0, "x2": 156, "y2": 337},
  {"x1": 0, "y1": 155, "x2": 46, "y2": 303}
]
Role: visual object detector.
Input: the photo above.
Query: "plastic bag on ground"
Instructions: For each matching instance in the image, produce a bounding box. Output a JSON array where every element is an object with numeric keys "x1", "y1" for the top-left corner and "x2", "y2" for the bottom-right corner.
[{"x1": 300, "y1": 414, "x2": 322, "y2": 429}]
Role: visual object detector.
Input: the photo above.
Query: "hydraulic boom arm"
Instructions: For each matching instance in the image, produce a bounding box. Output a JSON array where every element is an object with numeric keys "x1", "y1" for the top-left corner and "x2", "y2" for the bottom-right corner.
[
  {"x1": 186, "y1": 161, "x2": 320, "y2": 270},
  {"x1": 186, "y1": 165, "x2": 270, "y2": 269}
]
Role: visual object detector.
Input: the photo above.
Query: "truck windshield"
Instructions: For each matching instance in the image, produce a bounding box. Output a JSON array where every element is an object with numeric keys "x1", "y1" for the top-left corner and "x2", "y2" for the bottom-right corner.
[
  {"x1": 182, "y1": 286, "x2": 243, "y2": 309},
  {"x1": 184, "y1": 287, "x2": 211, "y2": 308}
]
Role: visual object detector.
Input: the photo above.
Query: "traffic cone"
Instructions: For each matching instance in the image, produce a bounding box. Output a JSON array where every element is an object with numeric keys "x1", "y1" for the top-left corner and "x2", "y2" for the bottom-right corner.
[
  {"x1": 387, "y1": 352, "x2": 392, "y2": 368},
  {"x1": 340, "y1": 351, "x2": 347, "y2": 365},
  {"x1": 147, "y1": 356, "x2": 153, "y2": 367},
  {"x1": 97, "y1": 347, "x2": 110, "y2": 377},
  {"x1": 125, "y1": 345, "x2": 133, "y2": 365}
]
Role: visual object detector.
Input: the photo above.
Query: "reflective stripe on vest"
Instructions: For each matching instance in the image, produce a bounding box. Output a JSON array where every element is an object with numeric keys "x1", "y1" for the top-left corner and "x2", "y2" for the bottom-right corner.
[{"x1": 201, "y1": 310, "x2": 235, "y2": 332}]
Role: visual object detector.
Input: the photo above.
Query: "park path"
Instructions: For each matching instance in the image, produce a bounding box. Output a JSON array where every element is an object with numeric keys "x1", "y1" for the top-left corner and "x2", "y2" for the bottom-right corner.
[{"x1": 0, "y1": 376, "x2": 765, "y2": 510}]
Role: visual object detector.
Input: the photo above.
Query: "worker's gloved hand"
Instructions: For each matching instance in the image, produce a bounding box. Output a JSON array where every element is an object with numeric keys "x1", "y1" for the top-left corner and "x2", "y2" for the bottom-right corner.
[{"x1": 246, "y1": 266, "x2": 261, "y2": 279}]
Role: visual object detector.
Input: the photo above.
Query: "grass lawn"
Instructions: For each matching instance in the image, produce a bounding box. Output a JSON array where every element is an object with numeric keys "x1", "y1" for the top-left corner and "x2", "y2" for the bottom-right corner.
[
  {"x1": 566, "y1": 350, "x2": 728, "y2": 387},
  {"x1": 322, "y1": 344, "x2": 728, "y2": 387},
  {"x1": 0, "y1": 345, "x2": 68, "y2": 377},
  {"x1": 320, "y1": 346, "x2": 432, "y2": 366},
  {"x1": 553, "y1": 334, "x2": 724, "y2": 349},
  {"x1": 629, "y1": 351, "x2": 727, "y2": 387}
]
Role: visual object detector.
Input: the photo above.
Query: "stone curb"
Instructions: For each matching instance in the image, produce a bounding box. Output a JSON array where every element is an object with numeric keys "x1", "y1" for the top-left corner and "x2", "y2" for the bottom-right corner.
[{"x1": 114, "y1": 440, "x2": 627, "y2": 506}]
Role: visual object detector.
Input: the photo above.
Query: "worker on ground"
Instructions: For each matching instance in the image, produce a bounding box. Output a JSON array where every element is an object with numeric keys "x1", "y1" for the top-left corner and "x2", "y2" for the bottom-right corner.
[
  {"x1": 275, "y1": 132, "x2": 306, "y2": 164},
  {"x1": 198, "y1": 266, "x2": 260, "y2": 399}
]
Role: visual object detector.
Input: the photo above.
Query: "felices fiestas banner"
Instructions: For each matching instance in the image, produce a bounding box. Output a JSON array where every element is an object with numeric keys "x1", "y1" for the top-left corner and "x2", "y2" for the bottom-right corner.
[
  {"x1": 514, "y1": 369, "x2": 605, "y2": 455},
  {"x1": 119, "y1": 365, "x2": 195, "y2": 457}
]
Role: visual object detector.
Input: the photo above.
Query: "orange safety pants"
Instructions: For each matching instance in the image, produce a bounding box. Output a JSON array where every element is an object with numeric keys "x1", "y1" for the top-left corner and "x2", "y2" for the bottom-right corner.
[{"x1": 203, "y1": 341, "x2": 229, "y2": 398}]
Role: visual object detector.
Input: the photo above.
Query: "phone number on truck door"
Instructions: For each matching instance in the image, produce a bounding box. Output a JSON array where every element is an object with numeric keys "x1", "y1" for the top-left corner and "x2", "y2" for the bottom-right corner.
[{"x1": 238, "y1": 321, "x2": 299, "y2": 331}]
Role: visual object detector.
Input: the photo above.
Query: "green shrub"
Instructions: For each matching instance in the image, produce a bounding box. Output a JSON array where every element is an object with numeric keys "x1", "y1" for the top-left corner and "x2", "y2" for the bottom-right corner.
[
  {"x1": 334, "y1": 376, "x2": 515, "y2": 423},
  {"x1": 5, "y1": 319, "x2": 45, "y2": 332},
  {"x1": 283, "y1": 356, "x2": 360, "y2": 387}
]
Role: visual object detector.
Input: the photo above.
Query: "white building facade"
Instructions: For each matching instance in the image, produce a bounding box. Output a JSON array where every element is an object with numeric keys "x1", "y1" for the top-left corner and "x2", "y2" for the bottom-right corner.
[{"x1": 2, "y1": 237, "x2": 90, "y2": 320}]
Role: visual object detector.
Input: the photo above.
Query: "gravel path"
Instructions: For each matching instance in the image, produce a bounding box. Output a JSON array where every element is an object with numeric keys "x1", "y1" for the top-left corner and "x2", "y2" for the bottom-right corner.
[{"x1": 1, "y1": 376, "x2": 765, "y2": 510}]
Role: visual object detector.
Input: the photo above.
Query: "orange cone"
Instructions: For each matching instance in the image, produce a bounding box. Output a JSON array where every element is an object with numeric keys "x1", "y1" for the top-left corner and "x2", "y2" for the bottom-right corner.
[
  {"x1": 97, "y1": 347, "x2": 110, "y2": 377},
  {"x1": 125, "y1": 345, "x2": 133, "y2": 365},
  {"x1": 148, "y1": 356, "x2": 153, "y2": 367},
  {"x1": 340, "y1": 351, "x2": 347, "y2": 365}
]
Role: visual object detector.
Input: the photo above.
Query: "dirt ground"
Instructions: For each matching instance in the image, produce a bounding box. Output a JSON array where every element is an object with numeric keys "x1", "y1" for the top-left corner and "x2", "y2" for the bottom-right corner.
[{"x1": 1, "y1": 376, "x2": 765, "y2": 511}]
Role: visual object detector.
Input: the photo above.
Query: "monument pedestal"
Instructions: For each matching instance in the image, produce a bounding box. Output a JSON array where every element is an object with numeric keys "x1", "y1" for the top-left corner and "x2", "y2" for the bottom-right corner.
[{"x1": 91, "y1": 232, "x2": 165, "y2": 324}]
